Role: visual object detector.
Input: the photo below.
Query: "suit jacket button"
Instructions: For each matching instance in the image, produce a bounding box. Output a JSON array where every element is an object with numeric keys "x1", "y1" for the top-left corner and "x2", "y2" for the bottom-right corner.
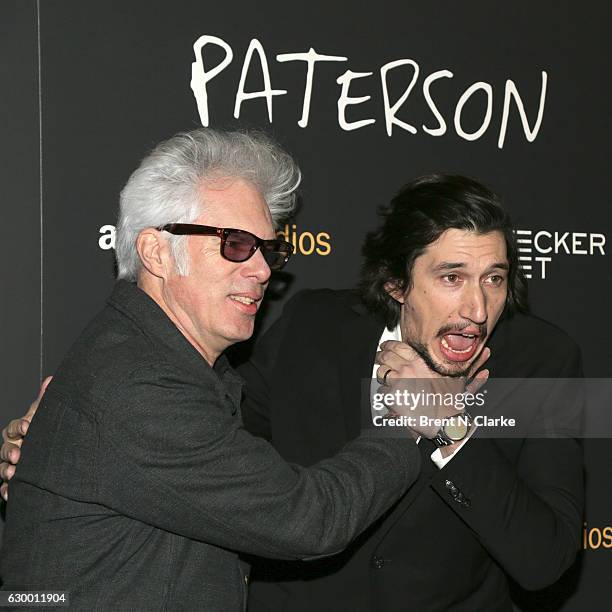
[
  {"x1": 372, "y1": 556, "x2": 385, "y2": 569},
  {"x1": 445, "y1": 480, "x2": 459, "y2": 495}
]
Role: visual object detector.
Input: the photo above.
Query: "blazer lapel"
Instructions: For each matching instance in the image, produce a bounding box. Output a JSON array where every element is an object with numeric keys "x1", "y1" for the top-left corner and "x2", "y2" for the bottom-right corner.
[
  {"x1": 338, "y1": 300, "x2": 386, "y2": 442},
  {"x1": 335, "y1": 297, "x2": 434, "y2": 544}
]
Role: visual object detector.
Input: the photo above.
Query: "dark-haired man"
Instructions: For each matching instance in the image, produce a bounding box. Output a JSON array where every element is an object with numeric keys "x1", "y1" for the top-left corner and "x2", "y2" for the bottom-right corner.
[
  {"x1": 240, "y1": 175, "x2": 583, "y2": 611},
  {"x1": 1, "y1": 174, "x2": 582, "y2": 611}
]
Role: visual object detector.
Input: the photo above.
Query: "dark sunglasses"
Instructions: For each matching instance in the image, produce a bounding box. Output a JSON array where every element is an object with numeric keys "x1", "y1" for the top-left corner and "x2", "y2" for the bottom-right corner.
[{"x1": 158, "y1": 223, "x2": 294, "y2": 271}]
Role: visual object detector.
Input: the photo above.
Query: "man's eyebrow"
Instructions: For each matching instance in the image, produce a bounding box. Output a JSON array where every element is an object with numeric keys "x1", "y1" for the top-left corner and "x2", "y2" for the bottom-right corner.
[
  {"x1": 431, "y1": 262, "x2": 466, "y2": 272},
  {"x1": 431, "y1": 261, "x2": 510, "y2": 272},
  {"x1": 488, "y1": 262, "x2": 510, "y2": 271}
]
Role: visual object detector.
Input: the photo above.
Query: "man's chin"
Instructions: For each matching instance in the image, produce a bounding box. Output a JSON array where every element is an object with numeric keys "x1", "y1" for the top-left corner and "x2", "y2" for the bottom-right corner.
[
  {"x1": 223, "y1": 320, "x2": 256, "y2": 347},
  {"x1": 410, "y1": 341, "x2": 474, "y2": 378},
  {"x1": 429, "y1": 359, "x2": 471, "y2": 378}
]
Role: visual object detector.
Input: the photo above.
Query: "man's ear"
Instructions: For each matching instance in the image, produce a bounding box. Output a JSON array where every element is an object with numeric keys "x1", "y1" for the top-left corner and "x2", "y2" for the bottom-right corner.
[
  {"x1": 136, "y1": 229, "x2": 172, "y2": 279},
  {"x1": 384, "y1": 280, "x2": 406, "y2": 304}
]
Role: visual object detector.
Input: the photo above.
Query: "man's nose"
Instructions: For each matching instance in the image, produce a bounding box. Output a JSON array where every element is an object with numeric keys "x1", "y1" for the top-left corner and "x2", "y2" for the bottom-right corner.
[
  {"x1": 242, "y1": 247, "x2": 272, "y2": 283},
  {"x1": 459, "y1": 284, "x2": 487, "y2": 324}
]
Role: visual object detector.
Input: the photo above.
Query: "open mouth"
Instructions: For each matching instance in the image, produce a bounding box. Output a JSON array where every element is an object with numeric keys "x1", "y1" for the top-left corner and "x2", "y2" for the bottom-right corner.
[
  {"x1": 439, "y1": 331, "x2": 481, "y2": 362},
  {"x1": 229, "y1": 294, "x2": 260, "y2": 315}
]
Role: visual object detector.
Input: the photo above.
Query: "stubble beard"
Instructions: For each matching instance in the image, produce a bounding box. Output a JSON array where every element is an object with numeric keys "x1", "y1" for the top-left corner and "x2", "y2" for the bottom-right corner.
[{"x1": 406, "y1": 338, "x2": 473, "y2": 378}]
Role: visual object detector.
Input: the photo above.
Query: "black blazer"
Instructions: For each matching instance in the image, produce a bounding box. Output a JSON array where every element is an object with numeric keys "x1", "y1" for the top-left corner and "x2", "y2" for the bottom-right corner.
[
  {"x1": 241, "y1": 289, "x2": 584, "y2": 612},
  {"x1": 0, "y1": 282, "x2": 420, "y2": 611}
]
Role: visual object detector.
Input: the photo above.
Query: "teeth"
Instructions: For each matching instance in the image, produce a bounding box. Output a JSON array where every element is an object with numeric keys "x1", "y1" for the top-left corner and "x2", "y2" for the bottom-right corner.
[
  {"x1": 441, "y1": 336, "x2": 477, "y2": 354},
  {"x1": 230, "y1": 295, "x2": 256, "y2": 305}
]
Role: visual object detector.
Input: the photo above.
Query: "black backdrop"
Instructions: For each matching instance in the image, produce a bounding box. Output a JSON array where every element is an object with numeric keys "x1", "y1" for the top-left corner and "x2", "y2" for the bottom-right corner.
[{"x1": 2, "y1": 1, "x2": 611, "y2": 609}]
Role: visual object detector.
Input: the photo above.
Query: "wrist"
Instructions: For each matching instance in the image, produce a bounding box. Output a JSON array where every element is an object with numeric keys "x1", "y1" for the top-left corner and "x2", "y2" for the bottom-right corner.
[{"x1": 431, "y1": 411, "x2": 473, "y2": 448}]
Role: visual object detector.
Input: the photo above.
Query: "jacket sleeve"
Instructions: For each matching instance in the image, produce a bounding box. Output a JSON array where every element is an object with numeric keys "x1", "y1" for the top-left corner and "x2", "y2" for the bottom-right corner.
[
  {"x1": 429, "y1": 345, "x2": 584, "y2": 590},
  {"x1": 96, "y1": 364, "x2": 420, "y2": 561}
]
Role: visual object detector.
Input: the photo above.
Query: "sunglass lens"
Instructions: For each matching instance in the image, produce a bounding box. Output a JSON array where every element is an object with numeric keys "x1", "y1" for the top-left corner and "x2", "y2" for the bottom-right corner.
[
  {"x1": 223, "y1": 231, "x2": 257, "y2": 262},
  {"x1": 262, "y1": 242, "x2": 292, "y2": 271}
]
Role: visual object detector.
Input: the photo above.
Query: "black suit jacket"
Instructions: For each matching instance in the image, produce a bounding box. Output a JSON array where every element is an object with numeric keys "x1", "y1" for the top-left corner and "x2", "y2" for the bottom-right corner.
[
  {"x1": 0, "y1": 282, "x2": 420, "y2": 611},
  {"x1": 241, "y1": 289, "x2": 584, "y2": 612}
]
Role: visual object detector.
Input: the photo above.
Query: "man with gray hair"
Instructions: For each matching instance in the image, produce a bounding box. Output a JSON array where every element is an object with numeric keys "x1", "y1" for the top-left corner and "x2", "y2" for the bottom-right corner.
[{"x1": 0, "y1": 128, "x2": 423, "y2": 610}]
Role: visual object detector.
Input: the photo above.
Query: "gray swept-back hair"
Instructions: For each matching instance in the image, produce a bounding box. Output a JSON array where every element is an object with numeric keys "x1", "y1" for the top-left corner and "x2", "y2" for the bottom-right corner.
[{"x1": 116, "y1": 128, "x2": 301, "y2": 280}]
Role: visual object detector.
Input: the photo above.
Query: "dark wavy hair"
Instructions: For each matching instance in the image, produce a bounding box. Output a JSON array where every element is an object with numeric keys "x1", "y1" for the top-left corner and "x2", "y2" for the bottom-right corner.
[{"x1": 360, "y1": 174, "x2": 528, "y2": 328}]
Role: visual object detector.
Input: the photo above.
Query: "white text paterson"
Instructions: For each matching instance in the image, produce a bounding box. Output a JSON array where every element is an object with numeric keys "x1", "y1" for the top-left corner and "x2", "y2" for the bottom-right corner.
[{"x1": 191, "y1": 34, "x2": 547, "y2": 149}]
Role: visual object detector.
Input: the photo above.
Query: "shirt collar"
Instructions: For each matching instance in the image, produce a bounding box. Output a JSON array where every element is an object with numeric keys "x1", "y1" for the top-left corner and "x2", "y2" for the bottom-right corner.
[{"x1": 370, "y1": 323, "x2": 402, "y2": 380}]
